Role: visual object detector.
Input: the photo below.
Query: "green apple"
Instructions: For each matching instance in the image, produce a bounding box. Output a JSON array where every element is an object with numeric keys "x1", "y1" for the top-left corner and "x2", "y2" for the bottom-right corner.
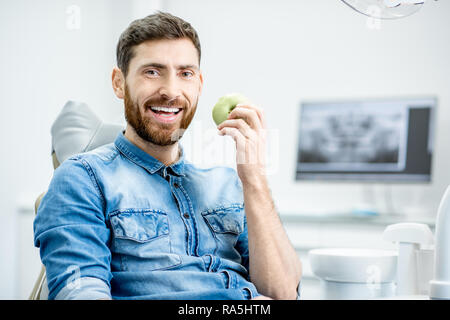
[{"x1": 212, "y1": 93, "x2": 249, "y2": 126}]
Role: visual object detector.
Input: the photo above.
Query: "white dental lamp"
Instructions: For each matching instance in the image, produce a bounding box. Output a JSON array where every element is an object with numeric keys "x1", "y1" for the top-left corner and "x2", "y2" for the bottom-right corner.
[{"x1": 341, "y1": 0, "x2": 436, "y2": 19}]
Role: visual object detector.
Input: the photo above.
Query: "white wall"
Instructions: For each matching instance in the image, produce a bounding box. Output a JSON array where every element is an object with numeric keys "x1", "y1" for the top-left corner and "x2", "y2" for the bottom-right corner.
[
  {"x1": 1, "y1": 0, "x2": 449, "y2": 299},
  {"x1": 164, "y1": 0, "x2": 450, "y2": 217}
]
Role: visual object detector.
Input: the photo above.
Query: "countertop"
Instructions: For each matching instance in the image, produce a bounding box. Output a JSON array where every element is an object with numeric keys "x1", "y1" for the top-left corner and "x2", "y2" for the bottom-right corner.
[{"x1": 280, "y1": 212, "x2": 435, "y2": 228}]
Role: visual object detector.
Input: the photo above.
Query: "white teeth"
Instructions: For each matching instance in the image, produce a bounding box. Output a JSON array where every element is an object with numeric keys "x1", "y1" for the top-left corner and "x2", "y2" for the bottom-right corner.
[{"x1": 150, "y1": 106, "x2": 181, "y2": 113}]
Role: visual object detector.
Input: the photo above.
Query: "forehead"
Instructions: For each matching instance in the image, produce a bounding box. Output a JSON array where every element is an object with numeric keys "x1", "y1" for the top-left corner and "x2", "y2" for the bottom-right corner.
[{"x1": 129, "y1": 38, "x2": 200, "y2": 70}]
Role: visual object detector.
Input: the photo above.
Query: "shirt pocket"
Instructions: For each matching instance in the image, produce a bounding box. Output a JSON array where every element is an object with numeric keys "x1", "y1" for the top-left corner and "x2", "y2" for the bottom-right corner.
[
  {"x1": 201, "y1": 204, "x2": 245, "y2": 263},
  {"x1": 109, "y1": 209, "x2": 181, "y2": 271}
]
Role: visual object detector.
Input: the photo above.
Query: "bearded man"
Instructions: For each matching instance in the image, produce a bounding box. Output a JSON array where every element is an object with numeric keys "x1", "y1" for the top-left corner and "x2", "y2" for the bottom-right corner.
[{"x1": 34, "y1": 11, "x2": 302, "y2": 300}]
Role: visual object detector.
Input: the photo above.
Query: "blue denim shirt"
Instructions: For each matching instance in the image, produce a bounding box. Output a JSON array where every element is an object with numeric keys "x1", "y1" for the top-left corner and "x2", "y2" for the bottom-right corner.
[{"x1": 34, "y1": 132, "x2": 260, "y2": 300}]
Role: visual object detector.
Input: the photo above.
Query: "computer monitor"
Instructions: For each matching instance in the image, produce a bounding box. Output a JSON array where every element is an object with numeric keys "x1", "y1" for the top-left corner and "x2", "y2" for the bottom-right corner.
[{"x1": 295, "y1": 97, "x2": 436, "y2": 182}]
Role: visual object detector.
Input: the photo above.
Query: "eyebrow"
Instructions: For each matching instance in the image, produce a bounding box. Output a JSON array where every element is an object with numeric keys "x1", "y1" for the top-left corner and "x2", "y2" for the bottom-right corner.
[{"x1": 139, "y1": 62, "x2": 199, "y2": 71}]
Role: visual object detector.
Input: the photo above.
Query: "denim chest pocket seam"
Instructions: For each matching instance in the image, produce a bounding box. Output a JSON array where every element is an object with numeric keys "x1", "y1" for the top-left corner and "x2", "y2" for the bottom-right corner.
[
  {"x1": 108, "y1": 208, "x2": 182, "y2": 272},
  {"x1": 109, "y1": 208, "x2": 170, "y2": 243},
  {"x1": 200, "y1": 204, "x2": 245, "y2": 236}
]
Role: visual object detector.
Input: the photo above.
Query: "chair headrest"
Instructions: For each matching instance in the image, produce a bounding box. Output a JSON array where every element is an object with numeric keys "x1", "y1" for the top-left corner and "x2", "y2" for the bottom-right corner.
[{"x1": 51, "y1": 101, "x2": 124, "y2": 165}]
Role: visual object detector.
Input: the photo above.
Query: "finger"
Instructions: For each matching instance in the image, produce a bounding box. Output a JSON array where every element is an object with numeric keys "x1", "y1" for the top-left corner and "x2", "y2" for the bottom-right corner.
[
  {"x1": 228, "y1": 106, "x2": 262, "y2": 132},
  {"x1": 234, "y1": 103, "x2": 267, "y2": 130},
  {"x1": 219, "y1": 127, "x2": 262, "y2": 166},
  {"x1": 218, "y1": 127, "x2": 247, "y2": 157},
  {"x1": 217, "y1": 118, "x2": 255, "y2": 140}
]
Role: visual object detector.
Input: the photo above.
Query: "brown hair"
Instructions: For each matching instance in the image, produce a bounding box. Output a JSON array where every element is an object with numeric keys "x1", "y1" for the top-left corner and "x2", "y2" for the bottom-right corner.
[{"x1": 116, "y1": 11, "x2": 201, "y2": 77}]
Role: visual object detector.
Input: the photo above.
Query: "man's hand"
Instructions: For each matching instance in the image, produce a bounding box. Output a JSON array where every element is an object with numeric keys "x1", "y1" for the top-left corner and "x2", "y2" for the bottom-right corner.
[{"x1": 217, "y1": 103, "x2": 267, "y2": 185}]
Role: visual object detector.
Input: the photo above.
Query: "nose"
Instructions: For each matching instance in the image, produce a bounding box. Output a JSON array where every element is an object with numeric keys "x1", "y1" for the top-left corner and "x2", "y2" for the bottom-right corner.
[{"x1": 158, "y1": 74, "x2": 181, "y2": 102}]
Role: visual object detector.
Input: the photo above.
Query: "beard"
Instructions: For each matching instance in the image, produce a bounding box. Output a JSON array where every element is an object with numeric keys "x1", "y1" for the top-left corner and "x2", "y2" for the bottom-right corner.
[{"x1": 124, "y1": 84, "x2": 197, "y2": 146}]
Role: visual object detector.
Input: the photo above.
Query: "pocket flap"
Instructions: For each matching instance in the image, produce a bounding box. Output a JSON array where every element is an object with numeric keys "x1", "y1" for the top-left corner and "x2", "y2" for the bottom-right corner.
[
  {"x1": 201, "y1": 204, "x2": 245, "y2": 235},
  {"x1": 110, "y1": 209, "x2": 169, "y2": 242}
]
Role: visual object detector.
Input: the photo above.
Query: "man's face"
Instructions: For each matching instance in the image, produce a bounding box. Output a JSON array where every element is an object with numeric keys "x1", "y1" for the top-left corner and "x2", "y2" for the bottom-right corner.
[{"x1": 122, "y1": 38, "x2": 203, "y2": 146}]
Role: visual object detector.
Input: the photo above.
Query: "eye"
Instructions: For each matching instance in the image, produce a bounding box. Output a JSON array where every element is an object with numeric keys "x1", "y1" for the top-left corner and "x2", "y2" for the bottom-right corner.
[
  {"x1": 145, "y1": 69, "x2": 159, "y2": 76},
  {"x1": 181, "y1": 71, "x2": 194, "y2": 78}
]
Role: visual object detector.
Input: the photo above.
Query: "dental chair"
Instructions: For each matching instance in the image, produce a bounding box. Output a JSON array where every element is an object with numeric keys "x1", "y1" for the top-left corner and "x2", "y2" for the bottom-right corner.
[{"x1": 29, "y1": 101, "x2": 124, "y2": 300}]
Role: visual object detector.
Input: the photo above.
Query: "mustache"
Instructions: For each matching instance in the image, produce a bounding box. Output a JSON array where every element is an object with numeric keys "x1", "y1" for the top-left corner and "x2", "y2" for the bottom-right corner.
[{"x1": 143, "y1": 96, "x2": 188, "y2": 109}]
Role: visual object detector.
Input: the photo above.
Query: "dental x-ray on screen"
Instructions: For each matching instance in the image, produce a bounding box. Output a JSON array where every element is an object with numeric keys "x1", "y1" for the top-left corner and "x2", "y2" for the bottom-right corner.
[{"x1": 295, "y1": 97, "x2": 436, "y2": 182}]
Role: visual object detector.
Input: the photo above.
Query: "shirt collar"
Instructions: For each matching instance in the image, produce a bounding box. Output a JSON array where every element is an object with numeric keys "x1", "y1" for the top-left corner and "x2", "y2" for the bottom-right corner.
[{"x1": 114, "y1": 131, "x2": 186, "y2": 177}]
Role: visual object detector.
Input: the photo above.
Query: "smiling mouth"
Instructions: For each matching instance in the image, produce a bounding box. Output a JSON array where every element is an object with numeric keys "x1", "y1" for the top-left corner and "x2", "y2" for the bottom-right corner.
[
  {"x1": 148, "y1": 105, "x2": 182, "y2": 115},
  {"x1": 146, "y1": 105, "x2": 183, "y2": 123},
  {"x1": 148, "y1": 106, "x2": 182, "y2": 114}
]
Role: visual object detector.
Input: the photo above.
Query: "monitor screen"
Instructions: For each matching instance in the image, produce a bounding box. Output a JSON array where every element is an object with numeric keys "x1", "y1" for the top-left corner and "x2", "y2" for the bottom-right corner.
[{"x1": 295, "y1": 97, "x2": 436, "y2": 182}]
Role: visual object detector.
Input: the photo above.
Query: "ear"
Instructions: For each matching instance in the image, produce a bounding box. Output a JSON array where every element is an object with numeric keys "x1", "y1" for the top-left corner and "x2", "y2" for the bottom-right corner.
[
  {"x1": 112, "y1": 67, "x2": 125, "y2": 99},
  {"x1": 198, "y1": 71, "x2": 204, "y2": 95}
]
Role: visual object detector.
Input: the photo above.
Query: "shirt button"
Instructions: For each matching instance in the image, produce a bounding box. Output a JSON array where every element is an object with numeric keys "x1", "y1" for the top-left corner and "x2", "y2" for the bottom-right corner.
[{"x1": 183, "y1": 212, "x2": 190, "y2": 219}]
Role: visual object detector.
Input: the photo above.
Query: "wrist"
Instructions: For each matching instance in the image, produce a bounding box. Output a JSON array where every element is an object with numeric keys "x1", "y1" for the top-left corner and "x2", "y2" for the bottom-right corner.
[{"x1": 240, "y1": 172, "x2": 268, "y2": 192}]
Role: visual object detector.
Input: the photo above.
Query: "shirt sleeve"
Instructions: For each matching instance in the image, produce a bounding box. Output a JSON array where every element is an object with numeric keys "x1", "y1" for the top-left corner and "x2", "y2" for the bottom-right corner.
[
  {"x1": 235, "y1": 215, "x2": 250, "y2": 276},
  {"x1": 33, "y1": 156, "x2": 112, "y2": 300},
  {"x1": 55, "y1": 277, "x2": 112, "y2": 300},
  {"x1": 231, "y1": 170, "x2": 250, "y2": 278}
]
